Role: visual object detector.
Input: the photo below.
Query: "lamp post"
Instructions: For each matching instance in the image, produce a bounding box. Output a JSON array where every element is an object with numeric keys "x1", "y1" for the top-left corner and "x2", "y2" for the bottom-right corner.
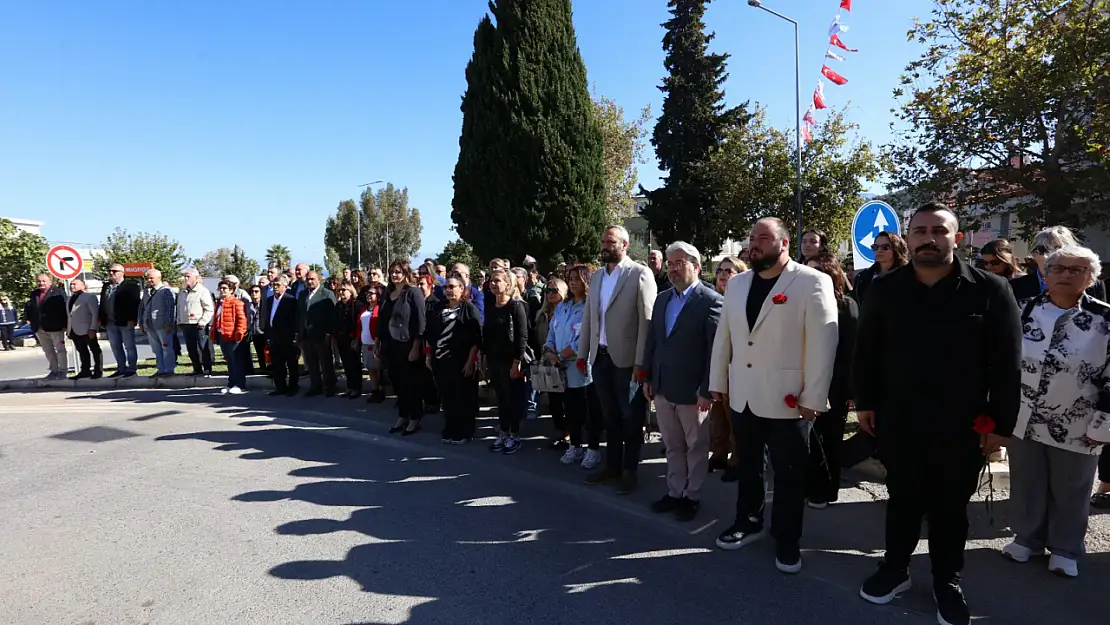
[
  {"x1": 357, "y1": 180, "x2": 383, "y2": 271},
  {"x1": 747, "y1": 0, "x2": 803, "y2": 255}
]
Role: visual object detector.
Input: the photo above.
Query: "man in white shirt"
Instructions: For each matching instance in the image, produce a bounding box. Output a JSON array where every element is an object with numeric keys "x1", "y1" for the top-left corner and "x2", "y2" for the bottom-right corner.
[{"x1": 577, "y1": 225, "x2": 658, "y2": 494}]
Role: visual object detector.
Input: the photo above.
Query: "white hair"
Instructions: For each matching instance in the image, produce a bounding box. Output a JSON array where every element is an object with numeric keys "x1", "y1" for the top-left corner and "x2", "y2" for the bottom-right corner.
[
  {"x1": 606, "y1": 224, "x2": 631, "y2": 244},
  {"x1": 1033, "y1": 226, "x2": 1079, "y2": 252},
  {"x1": 183, "y1": 268, "x2": 199, "y2": 278},
  {"x1": 274, "y1": 275, "x2": 290, "y2": 286},
  {"x1": 665, "y1": 241, "x2": 701, "y2": 265},
  {"x1": 1045, "y1": 245, "x2": 1101, "y2": 288}
]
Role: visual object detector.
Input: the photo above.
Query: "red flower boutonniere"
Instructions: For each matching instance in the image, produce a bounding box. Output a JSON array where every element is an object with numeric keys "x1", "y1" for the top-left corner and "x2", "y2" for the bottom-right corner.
[
  {"x1": 973, "y1": 414, "x2": 996, "y2": 435},
  {"x1": 784, "y1": 394, "x2": 799, "y2": 408},
  {"x1": 772, "y1": 293, "x2": 788, "y2": 305}
]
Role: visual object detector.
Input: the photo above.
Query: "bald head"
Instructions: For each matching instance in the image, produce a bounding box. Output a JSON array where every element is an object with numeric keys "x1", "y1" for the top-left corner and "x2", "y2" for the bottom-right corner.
[
  {"x1": 145, "y1": 269, "x2": 163, "y2": 286},
  {"x1": 70, "y1": 278, "x2": 86, "y2": 293},
  {"x1": 295, "y1": 263, "x2": 309, "y2": 279}
]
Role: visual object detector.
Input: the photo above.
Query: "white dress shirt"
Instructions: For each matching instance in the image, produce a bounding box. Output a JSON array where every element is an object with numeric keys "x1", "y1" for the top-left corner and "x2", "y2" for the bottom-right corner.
[{"x1": 598, "y1": 264, "x2": 622, "y2": 347}]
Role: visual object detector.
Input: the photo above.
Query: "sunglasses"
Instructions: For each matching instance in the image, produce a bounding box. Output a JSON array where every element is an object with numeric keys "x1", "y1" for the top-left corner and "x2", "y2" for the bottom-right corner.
[
  {"x1": 985, "y1": 259, "x2": 1004, "y2": 266},
  {"x1": 715, "y1": 267, "x2": 736, "y2": 274},
  {"x1": 1031, "y1": 245, "x2": 1049, "y2": 255},
  {"x1": 544, "y1": 288, "x2": 561, "y2": 294},
  {"x1": 871, "y1": 243, "x2": 892, "y2": 252}
]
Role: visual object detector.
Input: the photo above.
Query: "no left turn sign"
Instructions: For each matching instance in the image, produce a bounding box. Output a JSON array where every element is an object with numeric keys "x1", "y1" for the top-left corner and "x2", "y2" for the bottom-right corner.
[{"x1": 47, "y1": 245, "x2": 83, "y2": 280}]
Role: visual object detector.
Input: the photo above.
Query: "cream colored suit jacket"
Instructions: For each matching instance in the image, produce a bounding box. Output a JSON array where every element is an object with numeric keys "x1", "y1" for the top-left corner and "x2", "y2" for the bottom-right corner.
[
  {"x1": 709, "y1": 261, "x2": 838, "y2": 419},
  {"x1": 578, "y1": 257, "x2": 657, "y2": 369}
]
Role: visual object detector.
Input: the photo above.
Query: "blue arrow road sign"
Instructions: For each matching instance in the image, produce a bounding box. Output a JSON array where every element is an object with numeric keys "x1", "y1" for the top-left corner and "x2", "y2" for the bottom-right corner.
[{"x1": 852, "y1": 200, "x2": 900, "y2": 266}]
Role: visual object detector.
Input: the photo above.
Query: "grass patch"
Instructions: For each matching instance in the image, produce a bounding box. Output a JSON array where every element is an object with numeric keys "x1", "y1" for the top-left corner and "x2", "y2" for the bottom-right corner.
[{"x1": 103, "y1": 353, "x2": 231, "y2": 377}]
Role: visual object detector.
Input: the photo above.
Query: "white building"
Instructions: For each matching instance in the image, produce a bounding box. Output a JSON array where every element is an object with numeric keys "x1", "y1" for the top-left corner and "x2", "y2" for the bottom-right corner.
[{"x1": 2, "y1": 216, "x2": 44, "y2": 235}]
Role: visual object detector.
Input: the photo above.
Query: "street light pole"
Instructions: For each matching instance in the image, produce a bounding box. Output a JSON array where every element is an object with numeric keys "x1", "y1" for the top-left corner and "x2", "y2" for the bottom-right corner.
[
  {"x1": 357, "y1": 180, "x2": 384, "y2": 271},
  {"x1": 747, "y1": 0, "x2": 803, "y2": 256}
]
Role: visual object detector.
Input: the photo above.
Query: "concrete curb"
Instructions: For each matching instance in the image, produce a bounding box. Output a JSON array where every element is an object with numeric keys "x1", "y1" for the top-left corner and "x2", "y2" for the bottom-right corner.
[{"x1": 0, "y1": 374, "x2": 275, "y2": 393}]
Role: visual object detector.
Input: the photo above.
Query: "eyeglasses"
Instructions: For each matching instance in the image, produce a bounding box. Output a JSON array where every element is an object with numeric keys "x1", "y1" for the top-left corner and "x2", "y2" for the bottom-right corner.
[
  {"x1": 1031, "y1": 245, "x2": 1049, "y2": 255},
  {"x1": 109, "y1": 269, "x2": 123, "y2": 274},
  {"x1": 544, "y1": 288, "x2": 561, "y2": 294},
  {"x1": 984, "y1": 259, "x2": 1004, "y2": 266},
  {"x1": 871, "y1": 243, "x2": 892, "y2": 252},
  {"x1": 1047, "y1": 265, "x2": 1090, "y2": 276},
  {"x1": 715, "y1": 267, "x2": 736, "y2": 275}
]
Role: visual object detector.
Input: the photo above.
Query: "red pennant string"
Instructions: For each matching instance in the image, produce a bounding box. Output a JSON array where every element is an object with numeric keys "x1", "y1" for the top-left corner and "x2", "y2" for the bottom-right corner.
[
  {"x1": 830, "y1": 33, "x2": 858, "y2": 52},
  {"x1": 804, "y1": 109, "x2": 816, "y2": 126},
  {"x1": 821, "y1": 65, "x2": 849, "y2": 85},
  {"x1": 814, "y1": 84, "x2": 827, "y2": 109},
  {"x1": 801, "y1": 125, "x2": 812, "y2": 143},
  {"x1": 841, "y1": 0, "x2": 852, "y2": 11}
]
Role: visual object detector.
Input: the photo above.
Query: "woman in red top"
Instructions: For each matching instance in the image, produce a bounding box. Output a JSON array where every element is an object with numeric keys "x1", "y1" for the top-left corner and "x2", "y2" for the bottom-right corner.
[
  {"x1": 360, "y1": 285, "x2": 385, "y2": 403},
  {"x1": 211, "y1": 280, "x2": 249, "y2": 395},
  {"x1": 335, "y1": 283, "x2": 365, "y2": 398}
]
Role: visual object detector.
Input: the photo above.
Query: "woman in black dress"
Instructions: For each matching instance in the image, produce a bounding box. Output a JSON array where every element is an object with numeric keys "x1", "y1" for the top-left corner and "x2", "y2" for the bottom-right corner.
[{"x1": 424, "y1": 274, "x2": 482, "y2": 443}]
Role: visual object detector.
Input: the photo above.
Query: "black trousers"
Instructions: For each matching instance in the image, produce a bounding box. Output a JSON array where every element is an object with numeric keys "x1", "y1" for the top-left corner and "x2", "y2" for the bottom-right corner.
[
  {"x1": 592, "y1": 350, "x2": 643, "y2": 472},
  {"x1": 1099, "y1": 447, "x2": 1110, "y2": 484},
  {"x1": 878, "y1": 427, "x2": 984, "y2": 581},
  {"x1": 268, "y1": 339, "x2": 298, "y2": 391},
  {"x1": 252, "y1": 334, "x2": 268, "y2": 372},
  {"x1": 422, "y1": 365, "x2": 441, "y2": 408},
  {"x1": 300, "y1": 337, "x2": 337, "y2": 393},
  {"x1": 805, "y1": 402, "x2": 848, "y2": 504},
  {"x1": 338, "y1": 340, "x2": 363, "y2": 393},
  {"x1": 434, "y1": 358, "x2": 479, "y2": 440},
  {"x1": 181, "y1": 325, "x2": 213, "y2": 375},
  {"x1": 548, "y1": 392, "x2": 565, "y2": 435},
  {"x1": 70, "y1": 334, "x2": 103, "y2": 373},
  {"x1": 384, "y1": 340, "x2": 423, "y2": 421},
  {"x1": 732, "y1": 407, "x2": 810, "y2": 548},
  {"x1": 488, "y1": 357, "x2": 528, "y2": 434},
  {"x1": 0, "y1": 324, "x2": 13, "y2": 347},
  {"x1": 563, "y1": 384, "x2": 603, "y2": 448}
]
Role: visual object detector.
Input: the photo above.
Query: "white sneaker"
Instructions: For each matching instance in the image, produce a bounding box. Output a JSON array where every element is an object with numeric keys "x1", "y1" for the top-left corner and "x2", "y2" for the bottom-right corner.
[
  {"x1": 560, "y1": 446, "x2": 585, "y2": 465},
  {"x1": 220, "y1": 387, "x2": 230, "y2": 395},
  {"x1": 1001, "y1": 541, "x2": 1042, "y2": 563},
  {"x1": 228, "y1": 386, "x2": 246, "y2": 395},
  {"x1": 1048, "y1": 553, "x2": 1078, "y2": 578},
  {"x1": 581, "y1": 449, "x2": 602, "y2": 470}
]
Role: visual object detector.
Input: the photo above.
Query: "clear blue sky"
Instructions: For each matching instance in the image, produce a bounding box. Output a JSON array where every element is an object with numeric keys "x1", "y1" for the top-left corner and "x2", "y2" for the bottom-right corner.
[{"x1": 0, "y1": 0, "x2": 932, "y2": 269}]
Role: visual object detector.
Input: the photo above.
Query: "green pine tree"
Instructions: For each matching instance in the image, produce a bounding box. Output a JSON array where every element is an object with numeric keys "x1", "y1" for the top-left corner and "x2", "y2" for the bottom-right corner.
[
  {"x1": 452, "y1": 0, "x2": 606, "y2": 268},
  {"x1": 645, "y1": 0, "x2": 748, "y2": 256}
]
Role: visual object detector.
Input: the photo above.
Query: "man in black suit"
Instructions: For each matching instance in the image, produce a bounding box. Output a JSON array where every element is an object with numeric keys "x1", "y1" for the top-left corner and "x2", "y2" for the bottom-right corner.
[
  {"x1": 262, "y1": 275, "x2": 299, "y2": 396},
  {"x1": 98, "y1": 263, "x2": 142, "y2": 377},
  {"x1": 296, "y1": 270, "x2": 337, "y2": 397}
]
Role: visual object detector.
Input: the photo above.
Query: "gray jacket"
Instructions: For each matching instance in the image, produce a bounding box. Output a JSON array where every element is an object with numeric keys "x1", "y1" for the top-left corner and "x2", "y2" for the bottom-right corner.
[
  {"x1": 643, "y1": 281, "x2": 723, "y2": 405},
  {"x1": 67, "y1": 292, "x2": 100, "y2": 336}
]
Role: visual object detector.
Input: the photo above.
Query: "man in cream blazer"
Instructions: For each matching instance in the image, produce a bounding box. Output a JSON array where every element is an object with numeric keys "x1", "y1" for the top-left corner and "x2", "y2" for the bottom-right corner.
[
  {"x1": 577, "y1": 225, "x2": 657, "y2": 494},
  {"x1": 709, "y1": 217, "x2": 838, "y2": 575}
]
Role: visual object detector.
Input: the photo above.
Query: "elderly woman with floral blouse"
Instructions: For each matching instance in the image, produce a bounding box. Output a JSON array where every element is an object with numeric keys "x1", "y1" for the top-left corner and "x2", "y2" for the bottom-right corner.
[{"x1": 1003, "y1": 245, "x2": 1110, "y2": 578}]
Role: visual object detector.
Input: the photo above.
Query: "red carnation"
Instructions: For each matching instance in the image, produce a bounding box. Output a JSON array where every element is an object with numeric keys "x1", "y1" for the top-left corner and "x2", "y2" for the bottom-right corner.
[
  {"x1": 772, "y1": 293, "x2": 788, "y2": 305},
  {"x1": 784, "y1": 394, "x2": 798, "y2": 408},
  {"x1": 973, "y1": 414, "x2": 996, "y2": 435}
]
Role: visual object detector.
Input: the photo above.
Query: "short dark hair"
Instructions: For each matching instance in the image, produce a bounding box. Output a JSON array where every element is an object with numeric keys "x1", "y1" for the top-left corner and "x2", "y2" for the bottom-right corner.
[
  {"x1": 217, "y1": 280, "x2": 232, "y2": 291},
  {"x1": 909, "y1": 202, "x2": 958, "y2": 228}
]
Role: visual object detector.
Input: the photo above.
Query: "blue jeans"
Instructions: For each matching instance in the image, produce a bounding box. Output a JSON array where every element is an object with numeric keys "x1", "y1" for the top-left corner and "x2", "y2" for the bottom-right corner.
[
  {"x1": 220, "y1": 339, "x2": 245, "y2": 389},
  {"x1": 150, "y1": 327, "x2": 176, "y2": 374},
  {"x1": 106, "y1": 324, "x2": 138, "y2": 374}
]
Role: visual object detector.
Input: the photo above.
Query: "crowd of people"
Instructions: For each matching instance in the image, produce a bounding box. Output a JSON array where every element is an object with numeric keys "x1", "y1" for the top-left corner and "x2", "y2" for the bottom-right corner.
[{"x1": 11, "y1": 204, "x2": 1110, "y2": 625}]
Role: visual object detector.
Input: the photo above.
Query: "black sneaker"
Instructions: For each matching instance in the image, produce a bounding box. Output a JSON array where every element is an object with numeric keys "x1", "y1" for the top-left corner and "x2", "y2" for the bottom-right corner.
[
  {"x1": 715, "y1": 517, "x2": 765, "y2": 551},
  {"x1": 775, "y1": 543, "x2": 802, "y2": 574},
  {"x1": 502, "y1": 435, "x2": 520, "y2": 455},
  {"x1": 859, "y1": 562, "x2": 912, "y2": 605},
  {"x1": 650, "y1": 495, "x2": 682, "y2": 514},
  {"x1": 121, "y1": 372, "x2": 136, "y2": 379},
  {"x1": 934, "y1": 578, "x2": 970, "y2": 625},
  {"x1": 674, "y1": 497, "x2": 700, "y2": 522},
  {"x1": 108, "y1": 371, "x2": 125, "y2": 379}
]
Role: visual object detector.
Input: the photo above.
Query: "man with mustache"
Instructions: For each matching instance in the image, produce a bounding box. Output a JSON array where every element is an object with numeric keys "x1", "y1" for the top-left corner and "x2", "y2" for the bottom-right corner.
[{"x1": 853, "y1": 203, "x2": 1021, "y2": 625}]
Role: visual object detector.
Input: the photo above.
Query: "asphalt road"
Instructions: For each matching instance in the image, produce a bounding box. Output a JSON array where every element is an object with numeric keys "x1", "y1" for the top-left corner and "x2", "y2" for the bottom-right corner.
[
  {"x1": 0, "y1": 390, "x2": 1105, "y2": 625},
  {"x1": 0, "y1": 340, "x2": 154, "y2": 381}
]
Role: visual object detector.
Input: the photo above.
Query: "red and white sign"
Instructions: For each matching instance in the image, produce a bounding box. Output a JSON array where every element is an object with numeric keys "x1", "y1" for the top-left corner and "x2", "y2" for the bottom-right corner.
[{"x1": 46, "y1": 245, "x2": 83, "y2": 281}]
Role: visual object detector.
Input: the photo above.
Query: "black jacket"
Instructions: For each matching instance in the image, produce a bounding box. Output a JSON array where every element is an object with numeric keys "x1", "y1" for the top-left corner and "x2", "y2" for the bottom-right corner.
[
  {"x1": 424, "y1": 299, "x2": 483, "y2": 363},
  {"x1": 25, "y1": 287, "x2": 68, "y2": 333},
  {"x1": 261, "y1": 294, "x2": 297, "y2": 343},
  {"x1": 1010, "y1": 270, "x2": 1107, "y2": 302},
  {"x1": 379, "y1": 285, "x2": 425, "y2": 345},
  {"x1": 829, "y1": 296, "x2": 859, "y2": 408},
  {"x1": 853, "y1": 259, "x2": 1022, "y2": 437},
  {"x1": 97, "y1": 279, "x2": 141, "y2": 327},
  {"x1": 851, "y1": 264, "x2": 900, "y2": 306},
  {"x1": 296, "y1": 287, "x2": 337, "y2": 340},
  {"x1": 484, "y1": 298, "x2": 529, "y2": 362}
]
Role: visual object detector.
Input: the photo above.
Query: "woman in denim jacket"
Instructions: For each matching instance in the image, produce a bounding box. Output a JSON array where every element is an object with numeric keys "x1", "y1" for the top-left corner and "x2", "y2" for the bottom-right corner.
[{"x1": 543, "y1": 264, "x2": 604, "y2": 470}]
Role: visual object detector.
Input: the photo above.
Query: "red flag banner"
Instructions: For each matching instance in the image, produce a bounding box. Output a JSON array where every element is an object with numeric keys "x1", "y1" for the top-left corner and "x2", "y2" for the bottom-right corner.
[
  {"x1": 830, "y1": 33, "x2": 858, "y2": 53},
  {"x1": 821, "y1": 65, "x2": 849, "y2": 85},
  {"x1": 814, "y1": 83, "x2": 827, "y2": 109},
  {"x1": 804, "y1": 109, "x2": 816, "y2": 126},
  {"x1": 841, "y1": 0, "x2": 852, "y2": 11},
  {"x1": 801, "y1": 125, "x2": 812, "y2": 143}
]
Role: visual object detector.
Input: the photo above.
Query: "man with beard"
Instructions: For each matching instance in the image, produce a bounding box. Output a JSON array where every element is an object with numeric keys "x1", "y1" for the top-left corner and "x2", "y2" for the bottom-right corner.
[
  {"x1": 709, "y1": 217, "x2": 838, "y2": 574},
  {"x1": 578, "y1": 225, "x2": 658, "y2": 494},
  {"x1": 853, "y1": 203, "x2": 1021, "y2": 625}
]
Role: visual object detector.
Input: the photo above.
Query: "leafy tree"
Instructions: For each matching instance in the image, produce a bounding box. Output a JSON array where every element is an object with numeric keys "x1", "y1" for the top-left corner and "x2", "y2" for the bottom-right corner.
[
  {"x1": 0, "y1": 218, "x2": 49, "y2": 299},
  {"x1": 646, "y1": 0, "x2": 748, "y2": 257},
  {"x1": 886, "y1": 0, "x2": 1110, "y2": 234},
  {"x1": 307, "y1": 263, "x2": 324, "y2": 274},
  {"x1": 193, "y1": 245, "x2": 260, "y2": 282},
  {"x1": 324, "y1": 183, "x2": 422, "y2": 270},
  {"x1": 709, "y1": 107, "x2": 884, "y2": 251},
  {"x1": 91, "y1": 228, "x2": 188, "y2": 280},
  {"x1": 435, "y1": 238, "x2": 482, "y2": 271},
  {"x1": 452, "y1": 0, "x2": 607, "y2": 268},
  {"x1": 265, "y1": 244, "x2": 292, "y2": 269},
  {"x1": 324, "y1": 247, "x2": 345, "y2": 278},
  {"x1": 593, "y1": 90, "x2": 652, "y2": 222}
]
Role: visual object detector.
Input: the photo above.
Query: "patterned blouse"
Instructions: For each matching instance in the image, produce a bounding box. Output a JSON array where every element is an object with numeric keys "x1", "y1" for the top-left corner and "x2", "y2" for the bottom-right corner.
[{"x1": 1015, "y1": 293, "x2": 1110, "y2": 454}]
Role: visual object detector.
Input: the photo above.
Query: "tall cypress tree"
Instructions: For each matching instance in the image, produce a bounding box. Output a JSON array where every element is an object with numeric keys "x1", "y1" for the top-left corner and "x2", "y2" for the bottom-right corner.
[
  {"x1": 645, "y1": 0, "x2": 747, "y2": 255},
  {"x1": 452, "y1": 0, "x2": 606, "y2": 267}
]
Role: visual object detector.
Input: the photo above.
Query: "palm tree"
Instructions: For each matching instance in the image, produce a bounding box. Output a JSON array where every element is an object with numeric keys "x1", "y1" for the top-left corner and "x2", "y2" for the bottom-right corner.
[{"x1": 265, "y1": 244, "x2": 292, "y2": 269}]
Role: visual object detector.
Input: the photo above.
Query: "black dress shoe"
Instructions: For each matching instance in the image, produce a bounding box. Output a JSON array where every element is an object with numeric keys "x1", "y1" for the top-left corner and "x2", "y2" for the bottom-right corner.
[
  {"x1": 650, "y1": 495, "x2": 682, "y2": 514},
  {"x1": 268, "y1": 390, "x2": 285, "y2": 396},
  {"x1": 90, "y1": 371, "x2": 103, "y2": 379},
  {"x1": 324, "y1": 389, "x2": 336, "y2": 398},
  {"x1": 721, "y1": 466, "x2": 740, "y2": 483},
  {"x1": 285, "y1": 388, "x2": 299, "y2": 397},
  {"x1": 304, "y1": 389, "x2": 322, "y2": 398},
  {"x1": 674, "y1": 497, "x2": 700, "y2": 522}
]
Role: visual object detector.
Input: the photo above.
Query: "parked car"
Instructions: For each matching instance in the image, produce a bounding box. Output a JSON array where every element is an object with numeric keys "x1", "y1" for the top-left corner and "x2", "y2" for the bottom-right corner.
[{"x1": 13, "y1": 323, "x2": 33, "y2": 341}]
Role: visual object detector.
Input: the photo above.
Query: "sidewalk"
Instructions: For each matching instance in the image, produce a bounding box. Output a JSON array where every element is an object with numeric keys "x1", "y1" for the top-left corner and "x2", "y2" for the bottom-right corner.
[{"x1": 28, "y1": 385, "x2": 1110, "y2": 625}]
